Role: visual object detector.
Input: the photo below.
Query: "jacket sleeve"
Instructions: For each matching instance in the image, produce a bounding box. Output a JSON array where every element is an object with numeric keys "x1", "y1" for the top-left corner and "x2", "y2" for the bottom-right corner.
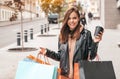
[
  {"x1": 90, "y1": 41, "x2": 99, "y2": 59},
  {"x1": 87, "y1": 31, "x2": 99, "y2": 60}
]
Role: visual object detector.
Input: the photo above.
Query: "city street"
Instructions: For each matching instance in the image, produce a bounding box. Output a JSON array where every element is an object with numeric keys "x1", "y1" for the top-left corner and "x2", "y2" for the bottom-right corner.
[
  {"x1": 0, "y1": 18, "x2": 48, "y2": 48},
  {"x1": 0, "y1": 19, "x2": 120, "y2": 79},
  {"x1": 0, "y1": 0, "x2": 120, "y2": 79}
]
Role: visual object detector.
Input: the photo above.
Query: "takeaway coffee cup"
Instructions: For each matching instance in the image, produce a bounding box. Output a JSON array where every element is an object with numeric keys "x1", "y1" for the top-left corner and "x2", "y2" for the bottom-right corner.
[{"x1": 94, "y1": 26, "x2": 104, "y2": 36}]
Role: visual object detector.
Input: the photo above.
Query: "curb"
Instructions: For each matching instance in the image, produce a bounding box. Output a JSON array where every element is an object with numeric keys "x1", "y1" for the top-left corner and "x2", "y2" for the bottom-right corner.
[{"x1": 0, "y1": 18, "x2": 45, "y2": 27}]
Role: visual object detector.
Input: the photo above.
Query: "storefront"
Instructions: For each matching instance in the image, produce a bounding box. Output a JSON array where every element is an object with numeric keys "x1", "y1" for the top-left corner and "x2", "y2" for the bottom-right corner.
[{"x1": 0, "y1": 5, "x2": 14, "y2": 21}]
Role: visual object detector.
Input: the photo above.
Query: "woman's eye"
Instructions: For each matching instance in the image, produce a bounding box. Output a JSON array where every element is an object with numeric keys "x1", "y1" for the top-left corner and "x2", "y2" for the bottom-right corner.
[
  {"x1": 68, "y1": 17, "x2": 77, "y2": 20},
  {"x1": 68, "y1": 17, "x2": 70, "y2": 20},
  {"x1": 73, "y1": 17, "x2": 77, "y2": 19}
]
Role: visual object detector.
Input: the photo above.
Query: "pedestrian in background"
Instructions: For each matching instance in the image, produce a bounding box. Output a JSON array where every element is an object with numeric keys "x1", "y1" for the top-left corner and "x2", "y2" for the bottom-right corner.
[
  {"x1": 80, "y1": 11, "x2": 87, "y2": 27},
  {"x1": 88, "y1": 11, "x2": 93, "y2": 23},
  {"x1": 39, "y1": 6, "x2": 103, "y2": 79}
]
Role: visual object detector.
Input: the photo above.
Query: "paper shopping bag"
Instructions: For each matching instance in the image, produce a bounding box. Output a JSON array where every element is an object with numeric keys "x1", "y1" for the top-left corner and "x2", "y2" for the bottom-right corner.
[
  {"x1": 15, "y1": 58, "x2": 58, "y2": 79},
  {"x1": 26, "y1": 54, "x2": 58, "y2": 79},
  {"x1": 79, "y1": 61, "x2": 116, "y2": 79},
  {"x1": 74, "y1": 63, "x2": 80, "y2": 79},
  {"x1": 57, "y1": 68, "x2": 69, "y2": 79},
  {"x1": 57, "y1": 63, "x2": 80, "y2": 79}
]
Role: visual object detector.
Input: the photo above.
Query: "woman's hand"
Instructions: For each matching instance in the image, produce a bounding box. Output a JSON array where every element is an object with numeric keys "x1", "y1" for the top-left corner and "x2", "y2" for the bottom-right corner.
[
  {"x1": 93, "y1": 32, "x2": 103, "y2": 43},
  {"x1": 39, "y1": 47, "x2": 47, "y2": 55}
]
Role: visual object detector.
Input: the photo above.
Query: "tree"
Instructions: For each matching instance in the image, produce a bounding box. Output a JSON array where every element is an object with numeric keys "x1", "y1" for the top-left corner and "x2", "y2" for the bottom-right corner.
[
  {"x1": 50, "y1": 0, "x2": 64, "y2": 27},
  {"x1": 77, "y1": 2, "x2": 83, "y2": 12},
  {"x1": 40, "y1": 0, "x2": 64, "y2": 16},
  {"x1": 39, "y1": 0, "x2": 52, "y2": 16},
  {"x1": 14, "y1": 1, "x2": 25, "y2": 51},
  {"x1": 40, "y1": 0, "x2": 64, "y2": 28},
  {"x1": 50, "y1": 0, "x2": 64, "y2": 13}
]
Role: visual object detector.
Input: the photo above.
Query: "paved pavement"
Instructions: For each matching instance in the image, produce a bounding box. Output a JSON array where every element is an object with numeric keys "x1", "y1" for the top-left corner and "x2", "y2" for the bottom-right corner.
[
  {"x1": 0, "y1": 18, "x2": 43, "y2": 27},
  {"x1": 0, "y1": 19, "x2": 120, "y2": 79}
]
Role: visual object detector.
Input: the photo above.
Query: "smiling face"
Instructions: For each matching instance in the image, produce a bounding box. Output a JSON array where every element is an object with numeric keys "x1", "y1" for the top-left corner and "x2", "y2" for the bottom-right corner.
[
  {"x1": 67, "y1": 11, "x2": 80, "y2": 31},
  {"x1": 60, "y1": 7, "x2": 81, "y2": 43}
]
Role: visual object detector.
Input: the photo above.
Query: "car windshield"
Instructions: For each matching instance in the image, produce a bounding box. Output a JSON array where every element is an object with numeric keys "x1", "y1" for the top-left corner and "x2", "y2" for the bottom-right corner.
[{"x1": 48, "y1": 13, "x2": 58, "y2": 18}]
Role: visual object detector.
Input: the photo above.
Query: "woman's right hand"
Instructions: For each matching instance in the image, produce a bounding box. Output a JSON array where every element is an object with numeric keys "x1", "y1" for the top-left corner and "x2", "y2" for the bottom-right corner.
[
  {"x1": 93, "y1": 31, "x2": 103, "y2": 43},
  {"x1": 39, "y1": 47, "x2": 47, "y2": 55}
]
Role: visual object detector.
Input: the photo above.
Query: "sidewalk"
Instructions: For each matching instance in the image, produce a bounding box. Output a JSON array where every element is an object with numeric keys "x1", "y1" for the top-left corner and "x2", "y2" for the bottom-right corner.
[
  {"x1": 0, "y1": 18, "x2": 44, "y2": 27},
  {"x1": 0, "y1": 20, "x2": 120, "y2": 79},
  {"x1": 0, "y1": 24, "x2": 60, "y2": 79}
]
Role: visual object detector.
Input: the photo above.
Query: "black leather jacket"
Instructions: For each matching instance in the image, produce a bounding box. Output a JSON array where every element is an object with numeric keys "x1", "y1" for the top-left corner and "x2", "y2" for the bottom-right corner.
[{"x1": 46, "y1": 28, "x2": 98, "y2": 76}]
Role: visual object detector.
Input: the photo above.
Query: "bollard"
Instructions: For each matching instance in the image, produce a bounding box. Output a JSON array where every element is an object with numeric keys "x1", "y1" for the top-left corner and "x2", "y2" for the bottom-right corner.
[
  {"x1": 48, "y1": 23, "x2": 50, "y2": 31},
  {"x1": 30, "y1": 28, "x2": 33, "y2": 39},
  {"x1": 24, "y1": 30, "x2": 28, "y2": 42},
  {"x1": 41, "y1": 25, "x2": 43, "y2": 34},
  {"x1": 17, "y1": 32, "x2": 21, "y2": 46},
  {"x1": 44, "y1": 24, "x2": 47, "y2": 33}
]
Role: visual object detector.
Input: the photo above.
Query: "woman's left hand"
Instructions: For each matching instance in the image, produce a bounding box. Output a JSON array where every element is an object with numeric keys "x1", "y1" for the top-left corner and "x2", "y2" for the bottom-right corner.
[{"x1": 93, "y1": 32, "x2": 103, "y2": 43}]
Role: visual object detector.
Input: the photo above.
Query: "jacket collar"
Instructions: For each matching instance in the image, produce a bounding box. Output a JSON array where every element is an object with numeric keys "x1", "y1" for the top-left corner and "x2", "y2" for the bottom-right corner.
[
  {"x1": 74, "y1": 28, "x2": 85, "y2": 56},
  {"x1": 63, "y1": 28, "x2": 86, "y2": 56}
]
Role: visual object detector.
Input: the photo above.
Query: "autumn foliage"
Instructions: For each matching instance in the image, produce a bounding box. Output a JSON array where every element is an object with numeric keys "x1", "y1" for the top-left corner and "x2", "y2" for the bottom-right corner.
[{"x1": 39, "y1": 0, "x2": 64, "y2": 15}]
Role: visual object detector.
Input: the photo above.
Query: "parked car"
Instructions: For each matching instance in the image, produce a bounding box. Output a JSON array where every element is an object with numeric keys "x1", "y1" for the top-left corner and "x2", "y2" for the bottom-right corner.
[{"x1": 48, "y1": 13, "x2": 59, "y2": 24}]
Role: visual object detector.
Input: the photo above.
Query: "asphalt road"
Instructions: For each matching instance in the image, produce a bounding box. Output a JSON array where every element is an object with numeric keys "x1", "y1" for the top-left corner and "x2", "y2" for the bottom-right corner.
[{"x1": 0, "y1": 19, "x2": 48, "y2": 48}]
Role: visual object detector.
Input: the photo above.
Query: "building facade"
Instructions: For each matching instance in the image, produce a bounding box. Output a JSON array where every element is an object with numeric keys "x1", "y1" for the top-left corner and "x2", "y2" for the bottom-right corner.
[
  {"x1": 104, "y1": 0, "x2": 120, "y2": 29},
  {"x1": 76, "y1": 0, "x2": 120, "y2": 29},
  {"x1": 0, "y1": 0, "x2": 45, "y2": 22},
  {"x1": 0, "y1": 0, "x2": 14, "y2": 21}
]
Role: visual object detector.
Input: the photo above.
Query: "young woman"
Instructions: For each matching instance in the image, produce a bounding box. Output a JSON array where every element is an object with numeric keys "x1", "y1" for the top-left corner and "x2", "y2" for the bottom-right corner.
[{"x1": 39, "y1": 7, "x2": 103, "y2": 79}]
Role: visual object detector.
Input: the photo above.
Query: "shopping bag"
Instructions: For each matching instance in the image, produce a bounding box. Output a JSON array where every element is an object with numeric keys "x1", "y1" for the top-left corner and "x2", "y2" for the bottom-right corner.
[
  {"x1": 57, "y1": 63, "x2": 80, "y2": 79},
  {"x1": 57, "y1": 68, "x2": 70, "y2": 79},
  {"x1": 26, "y1": 54, "x2": 57, "y2": 79},
  {"x1": 58, "y1": 75, "x2": 70, "y2": 79},
  {"x1": 79, "y1": 61, "x2": 116, "y2": 79},
  {"x1": 15, "y1": 58, "x2": 58, "y2": 79},
  {"x1": 74, "y1": 63, "x2": 80, "y2": 79}
]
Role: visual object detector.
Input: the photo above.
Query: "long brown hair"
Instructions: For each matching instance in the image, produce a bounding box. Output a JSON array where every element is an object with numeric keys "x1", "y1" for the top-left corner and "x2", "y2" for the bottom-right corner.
[{"x1": 59, "y1": 6, "x2": 82, "y2": 43}]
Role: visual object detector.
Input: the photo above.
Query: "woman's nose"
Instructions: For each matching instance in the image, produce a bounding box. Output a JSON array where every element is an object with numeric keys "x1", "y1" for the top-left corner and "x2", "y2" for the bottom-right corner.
[{"x1": 70, "y1": 19, "x2": 74, "y2": 22}]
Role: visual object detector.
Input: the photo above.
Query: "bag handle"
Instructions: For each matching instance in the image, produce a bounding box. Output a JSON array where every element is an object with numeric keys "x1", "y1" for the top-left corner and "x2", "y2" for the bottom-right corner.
[
  {"x1": 27, "y1": 54, "x2": 50, "y2": 65},
  {"x1": 37, "y1": 53, "x2": 50, "y2": 64},
  {"x1": 95, "y1": 53, "x2": 101, "y2": 61},
  {"x1": 87, "y1": 53, "x2": 101, "y2": 61}
]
